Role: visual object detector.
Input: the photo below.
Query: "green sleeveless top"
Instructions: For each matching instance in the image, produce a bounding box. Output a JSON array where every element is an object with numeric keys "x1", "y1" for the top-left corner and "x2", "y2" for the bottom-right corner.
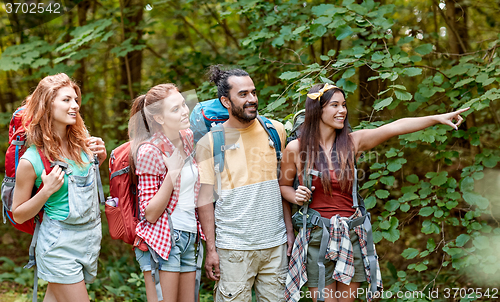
[{"x1": 21, "y1": 146, "x2": 92, "y2": 220}]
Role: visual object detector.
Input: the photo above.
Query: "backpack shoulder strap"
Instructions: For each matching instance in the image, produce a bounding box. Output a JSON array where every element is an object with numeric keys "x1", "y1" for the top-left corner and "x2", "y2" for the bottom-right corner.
[
  {"x1": 256, "y1": 115, "x2": 283, "y2": 179},
  {"x1": 211, "y1": 124, "x2": 225, "y2": 174},
  {"x1": 35, "y1": 149, "x2": 53, "y2": 192},
  {"x1": 211, "y1": 124, "x2": 225, "y2": 201},
  {"x1": 256, "y1": 115, "x2": 282, "y2": 157},
  {"x1": 351, "y1": 160, "x2": 366, "y2": 215}
]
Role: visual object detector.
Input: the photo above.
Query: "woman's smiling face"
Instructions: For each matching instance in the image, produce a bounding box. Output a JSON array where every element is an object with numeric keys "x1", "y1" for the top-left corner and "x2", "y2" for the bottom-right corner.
[
  {"x1": 320, "y1": 90, "x2": 347, "y2": 130},
  {"x1": 51, "y1": 86, "x2": 80, "y2": 128}
]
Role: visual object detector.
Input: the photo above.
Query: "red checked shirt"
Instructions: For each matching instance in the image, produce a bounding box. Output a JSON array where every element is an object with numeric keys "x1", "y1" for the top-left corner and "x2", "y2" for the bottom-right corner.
[{"x1": 135, "y1": 129, "x2": 205, "y2": 260}]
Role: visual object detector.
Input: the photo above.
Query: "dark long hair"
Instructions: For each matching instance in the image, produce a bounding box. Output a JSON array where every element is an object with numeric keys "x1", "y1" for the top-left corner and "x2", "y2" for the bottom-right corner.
[{"x1": 298, "y1": 84, "x2": 355, "y2": 193}]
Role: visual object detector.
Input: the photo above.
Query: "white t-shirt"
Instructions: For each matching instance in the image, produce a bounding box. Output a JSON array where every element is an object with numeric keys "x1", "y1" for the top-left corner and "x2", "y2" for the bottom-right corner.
[{"x1": 171, "y1": 160, "x2": 198, "y2": 233}]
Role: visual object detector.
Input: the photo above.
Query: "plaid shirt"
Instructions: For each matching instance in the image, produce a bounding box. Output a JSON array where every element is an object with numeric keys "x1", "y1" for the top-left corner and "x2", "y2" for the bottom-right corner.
[
  {"x1": 285, "y1": 208, "x2": 382, "y2": 302},
  {"x1": 135, "y1": 130, "x2": 205, "y2": 260}
]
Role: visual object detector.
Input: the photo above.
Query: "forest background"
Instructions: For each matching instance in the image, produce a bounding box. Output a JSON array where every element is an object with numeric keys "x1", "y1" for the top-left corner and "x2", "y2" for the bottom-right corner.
[{"x1": 0, "y1": 0, "x2": 499, "y2": 301}]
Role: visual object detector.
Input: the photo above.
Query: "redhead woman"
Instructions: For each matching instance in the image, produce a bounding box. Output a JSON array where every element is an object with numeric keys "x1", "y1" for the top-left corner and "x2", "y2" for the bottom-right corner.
[
  {"x1": 128, "y1": 84, "x2": 205, "y2": 302},
  {"x1": 281, "y1": 83, "x2": 469, "y2": 302},
  {"x1": 12, "y1": 73, "x2": 106, "y2": 302}
]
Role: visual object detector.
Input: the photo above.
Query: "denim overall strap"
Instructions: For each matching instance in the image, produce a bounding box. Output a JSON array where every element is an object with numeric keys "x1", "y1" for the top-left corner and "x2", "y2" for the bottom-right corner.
[{"x1": 65, "y1": 163, "x2": 100, "y2": 225}]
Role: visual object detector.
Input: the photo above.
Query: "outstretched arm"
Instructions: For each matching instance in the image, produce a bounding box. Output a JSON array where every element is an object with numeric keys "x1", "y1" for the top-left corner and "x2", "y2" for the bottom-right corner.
[{"x1": 351, "y1": 107, "x2": 470, "y2": 154}]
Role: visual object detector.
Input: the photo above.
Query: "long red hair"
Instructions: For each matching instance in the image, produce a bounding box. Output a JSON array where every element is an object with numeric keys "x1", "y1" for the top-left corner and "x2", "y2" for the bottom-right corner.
[{"x1": 23, "y1": 73, "x2": 91, "y2": 165}]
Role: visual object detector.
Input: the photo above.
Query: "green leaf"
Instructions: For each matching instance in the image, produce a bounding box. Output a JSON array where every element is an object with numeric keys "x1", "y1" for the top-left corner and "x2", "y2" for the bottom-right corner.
[
  {"x1": 372, "y1": 230, "x2": 383, "y2": 243},
  {"x1": 361, "y1": 179, "x2": 377, "y2": 190},
  {"x1": 320, "y1": 55, "x2": 330, "y2": 61},
  {"x1": 365, "y1": 195, "x2": 377, "y2": 209},
  {"x1": 455, "y1": 234, "x2": 470, "y2": 247},
  {"x1": 410, "y1": 55, "x2": 422, "y2": 62},
  {"x1": 405, "y1": 283, "x2": 418, "y2": 291},
  {"x1": 463, "y1": 192, "x2": 490, "y2": 209},
  {"x1": 403, "y1": 67, "x2": 422, "y2": 77},
  {"x1": 401, "y1": 248, "x2": 419, "y2": 259},
  {"x1": 446, "y1": 65, "x2": 469, "y2": 77},
  {"x1": 430, "y1": 171, "x2": 448, "y2": 186},
  {"x1": 272, "y1": 36, "x2": 285, "y2": 47},
  {"x1": 446, "y1": 200, "x2": 458, "y2": 209},
  {"x1": 382, "y1": 228, "x2": 400, "y2": 242},
  {"x1": 415, "y1": 44, "x2": 433, "y2": 55},
  {"x1": 385, "y1": 199, "x2": 400, "y2": 212},
  {"x1": 335, "y1": 25, "x2": 353, "y2": 40},
  {"x1": 328, "y1": 49, "x2": 336, "y2": 56},
  {"x1": 279, "y1": 71, "x2": 301, "y2": 80},
  {"x1": 320, "y1": 76, "x2": 335, "y2": 84},
  {"x1": 394, "y1": 90, "x2": 412, "y2": 101},
  {"x1": 310, "y1": 24, "x2": 327, "y2": 37},
  {"x1": 387, "y1": 158, "x2": 407, "y2": 172},
  {"x1": 406, "y1": 174, "x2": 419, "y2": 184},
  {"x1": 379, "y1": 220, "x2": 391, "y2": 230},
  {"x1": 371, "y1": 52, "x2": 385, "y2": 62},
  {"x1": 375, "y1": 189, "x2": 390, "y2": 199},
  {"x1": 472, "y1": 236, "x2": 490, "y2": 250},
  {"x1": 374, "y1": 97, "x2": 393, "y2": 111},
  {"x1": 434, "y1": 209, "x2": 444, "y2": 218},
  {"x1": 342, "y1": 67, "x2": 356, "y2": 79},
  {"x1": 415, "y1": 263, "x2": 428, "y2": 272},
  {"x1": 419, "y1": 207, "x2": 434, "y2": 217},
  {"x1": 454, "y1": 77, "x2": 474, "y2": 88},
  {"x1": 400, "y1": 204, "x2": 410, "y2": 212},
  {"x1": 380, "y1": 176, "x2": 395, "y2": 186},
  {"x1": 422, "y1": 220, "x2": 439, "y2": 234},
  {"x1": 427, "y1": 238, "x2": 436, "y2": 251}
]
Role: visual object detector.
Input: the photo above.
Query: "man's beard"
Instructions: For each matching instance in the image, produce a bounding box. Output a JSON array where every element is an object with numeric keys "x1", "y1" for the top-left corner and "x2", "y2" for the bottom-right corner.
[{"x1": 229, "y1": 97, "x2": 257, "y2": 123}]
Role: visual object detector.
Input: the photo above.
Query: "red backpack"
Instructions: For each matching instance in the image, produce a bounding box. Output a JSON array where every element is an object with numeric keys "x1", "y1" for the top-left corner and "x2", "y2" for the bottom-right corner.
[
  {"x1": 106, "y1": 139, "x2": 176, "y2": 250},
  {"x1": 1, "y1": 106, "x2": 52, "y2": 234},
  {"x1": 105, "y1": 141, "x2": 141, "y2": 246}
]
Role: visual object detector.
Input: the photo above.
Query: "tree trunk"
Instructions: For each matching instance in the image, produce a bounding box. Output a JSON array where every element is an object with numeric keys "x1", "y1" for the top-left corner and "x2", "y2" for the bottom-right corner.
[
  {"x1": 118, "y1": 0, "x2": 144, "y2": 140},
  {"x1": 75, "y1": 0, "x2": 90, "y2": 124},
  {"x1": 445, "y1": 0, "x2": 469, "y2": 56},
  {"x1": 444, "y1": 1, "x2": 477, "y2": 157}
]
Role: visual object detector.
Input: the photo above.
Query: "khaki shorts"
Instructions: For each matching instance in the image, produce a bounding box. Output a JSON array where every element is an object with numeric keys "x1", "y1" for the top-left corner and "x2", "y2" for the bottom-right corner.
[
  {"x1": 306, "y1": 227, "x2": 367, "y2": 287},
  {"x1": 214, "y1": 244, "x2": 287, "y2": 302}
]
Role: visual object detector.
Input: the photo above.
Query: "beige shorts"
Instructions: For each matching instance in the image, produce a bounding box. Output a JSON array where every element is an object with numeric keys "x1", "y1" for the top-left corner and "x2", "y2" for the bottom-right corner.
[{"x1": 214, "y1": 244, "x2": 288, "y2": 302}]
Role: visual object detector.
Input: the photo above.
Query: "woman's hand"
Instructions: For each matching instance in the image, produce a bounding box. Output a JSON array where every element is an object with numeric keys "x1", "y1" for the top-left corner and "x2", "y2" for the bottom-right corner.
[
  {"x1": 294, "y1": 185, "x2": 315, "y2": 206},
  {"x1": 86, "y1": 136, "x2": 107, "y2": 165},
  {"x1": 436, "y1": 107, "x2": 470, "y2": 130},
  {"x1": 41, "y1": 165, "x2": 65, "y2": 195},
  {"x1": 163, "y1": 149, "x2": 184, "y2": 184}
]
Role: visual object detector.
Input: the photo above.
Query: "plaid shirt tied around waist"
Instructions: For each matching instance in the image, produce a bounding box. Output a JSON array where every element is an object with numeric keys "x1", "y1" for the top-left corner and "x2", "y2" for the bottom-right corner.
[
  {"x1": 285, "y1": 208, "x2": 382, "y2": 302},
  {"x1": 135, "y1": 130, "x2": 205, "y2": 260}
]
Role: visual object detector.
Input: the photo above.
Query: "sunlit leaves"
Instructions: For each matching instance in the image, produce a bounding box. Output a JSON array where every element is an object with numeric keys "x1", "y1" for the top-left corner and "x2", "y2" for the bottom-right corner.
[{"x1": 414, "y1": 44, "x2": 433, "y2": 55}]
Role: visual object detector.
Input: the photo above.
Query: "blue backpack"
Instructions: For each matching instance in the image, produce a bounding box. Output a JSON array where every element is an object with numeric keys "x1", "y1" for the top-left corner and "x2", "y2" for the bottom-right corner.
[
  {"x1": 189, "y1": 99, "x2": 282, "y2": 199},
  {"x1": 190, "y1": 99, "x2": 229, "y2": 144}
]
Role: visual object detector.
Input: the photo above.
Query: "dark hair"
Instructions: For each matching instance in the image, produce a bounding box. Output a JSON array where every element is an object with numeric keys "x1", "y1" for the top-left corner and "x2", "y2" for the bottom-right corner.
[
  {"x1": 299, "y1": 84, "x2": 354, "y2": 193},
  {"x1": 208, "y1": 65, "x2": 249, "y2": 104}
]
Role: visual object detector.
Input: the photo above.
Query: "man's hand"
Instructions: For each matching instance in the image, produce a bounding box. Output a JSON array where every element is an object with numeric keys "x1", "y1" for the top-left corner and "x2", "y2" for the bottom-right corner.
[{"x1": 205, "y1": 250, "x2": 220, "y2": 281}]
